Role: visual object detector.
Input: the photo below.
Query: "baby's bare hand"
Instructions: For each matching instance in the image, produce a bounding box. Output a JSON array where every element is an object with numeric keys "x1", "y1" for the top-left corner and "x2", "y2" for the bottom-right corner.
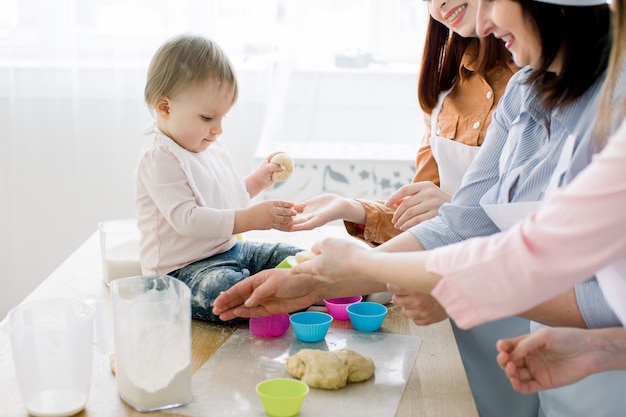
[
  {"x1": 269, "y1": 202, "x2": 297, "y2": 231},
  {"x1": 236, "y1": 200, "x2": 296, "y2": 232}
]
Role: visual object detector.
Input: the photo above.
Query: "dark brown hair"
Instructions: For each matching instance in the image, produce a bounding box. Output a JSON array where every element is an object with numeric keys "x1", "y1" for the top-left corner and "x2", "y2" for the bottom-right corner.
[
  {"x1": 517, "y1": 0, "x2": 611, "y2": 110},
  {"x1": 417, "y1": 17, "x2": 513, "y2": 114}
]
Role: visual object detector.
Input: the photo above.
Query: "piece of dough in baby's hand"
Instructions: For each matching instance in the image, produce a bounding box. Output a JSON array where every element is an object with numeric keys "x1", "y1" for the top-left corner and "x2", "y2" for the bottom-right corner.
[
  {"x1": 285, "y1": 348, "x2": 375, "y2": 389},
  {"x1": 270, "y1": 153, "x2": 294, "y2": 182}
]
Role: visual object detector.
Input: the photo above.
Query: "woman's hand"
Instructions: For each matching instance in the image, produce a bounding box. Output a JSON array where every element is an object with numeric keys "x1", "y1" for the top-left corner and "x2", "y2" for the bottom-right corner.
[
  {"x1": 496, "y1": 327, "x2": 603, "y2": 393},
  {"x1": 291, "y1": 237, "x2": 370, "y2": 283},
  {"x1": 291, "y1": 194, "x2": 364, "y2": 231},
  {"x1": 212, "y1": 268, "x2": 323, "y2": 320},
  {"x1": 385, "y1": 181, "x2": 452, "y2": 231},
  {"x1": 387, "y1": 283, "x2": 449, "y2": 325}
]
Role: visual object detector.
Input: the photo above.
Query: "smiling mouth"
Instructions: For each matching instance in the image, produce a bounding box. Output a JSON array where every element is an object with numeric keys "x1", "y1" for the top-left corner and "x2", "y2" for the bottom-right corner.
[
  {"x1": 500, "y1": 34, "x2": 514, "y2": 49},
  {"x1": 445, "y1": 4, "x2": 467, "y2": 25}
]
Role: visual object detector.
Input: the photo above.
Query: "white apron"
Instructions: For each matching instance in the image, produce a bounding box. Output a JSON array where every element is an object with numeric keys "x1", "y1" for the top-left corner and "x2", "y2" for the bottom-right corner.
[
  {"x1": 429, "y1": 90, "x2": 482, "y2": 195},
  {"x1": 529, "y1": 320, "x2": 626, "y2": 417},
  {"x1": 481, "y1": 115, "x2": 577, "y2": 231},
  {"x1": 484, "y1": 125, "x2": 626, "y2": 417},
  {"x1": 432, "y1": 95, "x2": 540, "y2": 417}
]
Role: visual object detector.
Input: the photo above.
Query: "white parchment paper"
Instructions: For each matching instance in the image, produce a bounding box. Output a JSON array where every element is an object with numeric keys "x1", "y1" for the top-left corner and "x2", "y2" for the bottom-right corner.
[{"x1": 166, "y1": 326, "x2": 422, "y2": 417}]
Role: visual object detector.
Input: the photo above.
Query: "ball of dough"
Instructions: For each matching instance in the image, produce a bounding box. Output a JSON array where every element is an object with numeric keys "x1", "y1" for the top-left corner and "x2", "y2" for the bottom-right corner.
[
  {"x1": 270, "y1": 153, "x2": 294, "y2": 182},
  {"x1": 334, "y1": 348, "x2": 375, "y2": 383},
  {"x1": 285, "y1": 348, "x2": 375, "y2": 390},
  {"x1": 286, "y1": 349, "x2": 349, "y2": 390}
]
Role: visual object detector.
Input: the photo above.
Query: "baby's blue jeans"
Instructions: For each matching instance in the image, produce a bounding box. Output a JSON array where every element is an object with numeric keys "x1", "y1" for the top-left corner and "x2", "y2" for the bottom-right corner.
[{"x1": 168, "y1": 240, "x2": 302, "y2": 323}]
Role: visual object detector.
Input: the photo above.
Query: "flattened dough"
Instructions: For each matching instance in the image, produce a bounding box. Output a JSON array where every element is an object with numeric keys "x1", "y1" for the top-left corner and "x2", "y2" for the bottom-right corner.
[{"x1": 285, "y1": 348, "x2": 375, "y2": 390}]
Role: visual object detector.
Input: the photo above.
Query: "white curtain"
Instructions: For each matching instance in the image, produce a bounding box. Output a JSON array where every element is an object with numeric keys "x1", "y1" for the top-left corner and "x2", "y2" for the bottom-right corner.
[{"x1": 0, "y1": 0, "x2": 428, "y2": 318}]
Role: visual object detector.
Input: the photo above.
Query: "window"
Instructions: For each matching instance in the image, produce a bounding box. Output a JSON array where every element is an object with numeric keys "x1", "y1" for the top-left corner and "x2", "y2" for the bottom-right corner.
[
  {"x1": 0, "y1": 0, "x2": 428, "y2": 68},
  {"x1": 0, "y1": 1, "x2": 430, "y2": 310}
]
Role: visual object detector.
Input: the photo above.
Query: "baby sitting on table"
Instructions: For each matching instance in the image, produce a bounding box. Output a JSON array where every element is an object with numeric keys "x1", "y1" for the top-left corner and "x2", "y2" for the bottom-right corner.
[{"x1": 135, "y1": 34, "x2": 302, "y2": 322}]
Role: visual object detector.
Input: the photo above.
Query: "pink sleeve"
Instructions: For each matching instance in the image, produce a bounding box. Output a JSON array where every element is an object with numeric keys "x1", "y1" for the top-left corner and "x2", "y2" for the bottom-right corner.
[{"x1": 428, "y1": 119, "x2": 626, "y2": 329}]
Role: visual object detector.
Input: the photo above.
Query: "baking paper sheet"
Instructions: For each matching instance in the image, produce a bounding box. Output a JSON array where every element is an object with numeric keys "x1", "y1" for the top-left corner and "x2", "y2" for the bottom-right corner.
[{"x1": 167, "y1": 326, "x2": 422, "y2": 417}]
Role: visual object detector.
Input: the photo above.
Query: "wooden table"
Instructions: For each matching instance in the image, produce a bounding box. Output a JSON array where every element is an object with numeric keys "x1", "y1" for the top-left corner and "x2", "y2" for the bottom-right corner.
[{"x1": 0, "y1": 227, "x2": 478, "y2": 417}]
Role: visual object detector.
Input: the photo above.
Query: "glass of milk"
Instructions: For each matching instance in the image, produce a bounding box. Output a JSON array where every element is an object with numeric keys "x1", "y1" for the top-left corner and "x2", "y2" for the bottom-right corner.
[
  {"x1": 110, "y1": 275, "x2": 192, "y2": 411},
  {"x1": 98, "y1": 219, "x2": 142, "y2": 285}
]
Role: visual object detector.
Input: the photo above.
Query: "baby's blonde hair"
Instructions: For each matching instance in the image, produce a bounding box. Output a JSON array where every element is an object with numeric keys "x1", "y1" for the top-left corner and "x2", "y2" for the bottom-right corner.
[{"x1": 144, "y1": 34, "x2": 239, "y2": 109}]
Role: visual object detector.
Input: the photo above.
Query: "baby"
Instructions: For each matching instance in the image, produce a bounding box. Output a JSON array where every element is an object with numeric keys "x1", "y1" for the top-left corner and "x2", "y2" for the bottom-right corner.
[{"x1": 135, "y1": 34, "x2": 302, "y2": 322}]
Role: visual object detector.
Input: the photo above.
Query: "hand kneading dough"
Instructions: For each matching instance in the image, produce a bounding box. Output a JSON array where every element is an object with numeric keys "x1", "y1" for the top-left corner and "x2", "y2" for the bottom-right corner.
[
  {"x1": 285, "y1": 348, "x2": 375, "y2": 390},
  {"x1": 270, "y1": 153, "x2": 294, "y2": 182}
]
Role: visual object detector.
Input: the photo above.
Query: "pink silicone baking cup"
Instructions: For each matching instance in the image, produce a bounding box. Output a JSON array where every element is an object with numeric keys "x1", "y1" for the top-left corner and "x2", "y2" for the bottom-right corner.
[
  {"x1": 249, "y1": 313, "x2": 290, "y2": 337},
  {"x1": 323, "y1": 296, "x2": 363, "y2": 320}
]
